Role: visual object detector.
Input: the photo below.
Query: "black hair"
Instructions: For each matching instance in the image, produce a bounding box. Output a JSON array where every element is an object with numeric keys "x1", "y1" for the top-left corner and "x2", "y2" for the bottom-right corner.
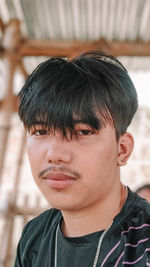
[
  {"x1": 136, "y1": 184, "x2": 150, "y2": 194},
  {"x1": 18, "y1": 51, "x2": 138, "y2": 140}
]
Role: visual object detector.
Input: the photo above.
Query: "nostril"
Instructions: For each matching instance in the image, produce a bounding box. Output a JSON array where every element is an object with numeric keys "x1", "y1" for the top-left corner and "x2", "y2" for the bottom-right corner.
[{"x1": 46, "y1": 148, "x2": 72, "y2": 164}]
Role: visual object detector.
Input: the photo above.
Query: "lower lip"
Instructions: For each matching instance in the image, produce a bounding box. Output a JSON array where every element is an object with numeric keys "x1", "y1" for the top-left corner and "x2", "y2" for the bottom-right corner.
[{"x1": 44, "y1": 178, "x2": 76, "y2": 189}]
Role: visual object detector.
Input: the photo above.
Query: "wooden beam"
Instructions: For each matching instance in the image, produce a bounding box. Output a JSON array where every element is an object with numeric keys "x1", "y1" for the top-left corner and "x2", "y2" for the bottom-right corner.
[
  {"x1": 18, "y1": 38, "x2": 150, "y2": 57},
  {"x1": 0, "y1": 94, "x2": 18, "y2": 113},
  {"x1": 1, "y1": 37, "x2": 150, "y2": 114},
  {"x1": 107, "y1": 40, "x2": 150, "y2": 57},
  {"x1": 19, "y1": 39, "x2": 95, "y2": 57}
]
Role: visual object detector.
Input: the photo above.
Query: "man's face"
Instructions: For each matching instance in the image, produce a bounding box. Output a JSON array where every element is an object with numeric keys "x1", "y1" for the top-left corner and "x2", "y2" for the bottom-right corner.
[{"x1": 27, "y1": 122, "x2": 123, "y2": 211}]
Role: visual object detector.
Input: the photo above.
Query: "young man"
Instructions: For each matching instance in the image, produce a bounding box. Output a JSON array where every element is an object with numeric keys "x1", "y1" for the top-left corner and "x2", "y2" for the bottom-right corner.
[{"x1": 15, "y1": 51, "x2": 150, "y2": 266}]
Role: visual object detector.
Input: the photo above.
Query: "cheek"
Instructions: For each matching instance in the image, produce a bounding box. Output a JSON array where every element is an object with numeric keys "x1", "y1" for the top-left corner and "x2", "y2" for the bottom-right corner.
[
  {"x1": 27, "y1": 138, "x2": 36, "y2": 162},
  {"x1": 27, "y1": 139, "x2": 44, "y2": 178},
  {"x1": 88, "y1": 142, "x2": 117, "y2": 162},
  {"x1": 79, "y1": 143, "x2": 118, "y2": 177}
]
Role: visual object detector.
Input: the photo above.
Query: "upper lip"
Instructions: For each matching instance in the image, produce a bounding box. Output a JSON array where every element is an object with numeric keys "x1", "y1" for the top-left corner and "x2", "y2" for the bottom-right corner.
[{"x1": 42, "y1": 172, "x2": 77, "y2": 180}]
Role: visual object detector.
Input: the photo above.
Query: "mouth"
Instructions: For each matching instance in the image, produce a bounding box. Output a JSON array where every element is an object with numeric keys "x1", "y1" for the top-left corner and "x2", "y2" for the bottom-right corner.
[{"x1": 42, "y1": 172, "x2": 77, "y2": 189}]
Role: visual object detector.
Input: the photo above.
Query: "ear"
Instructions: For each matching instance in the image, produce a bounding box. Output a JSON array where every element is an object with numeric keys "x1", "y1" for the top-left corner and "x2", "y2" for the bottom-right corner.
[{"x1": 117, "y1": 132, "x2": 134, "y2": 166}]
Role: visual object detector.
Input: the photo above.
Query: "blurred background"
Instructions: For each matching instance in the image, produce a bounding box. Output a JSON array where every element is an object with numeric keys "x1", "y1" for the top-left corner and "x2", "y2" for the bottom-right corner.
[{"x1": 0, "y1": 0, "x2": 150, "y2": 266}]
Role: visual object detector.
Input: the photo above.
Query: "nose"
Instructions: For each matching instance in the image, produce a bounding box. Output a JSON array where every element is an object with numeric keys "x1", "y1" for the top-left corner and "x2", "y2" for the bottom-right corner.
[{"x1": 45, "y1": 135, "x2": 72, "y2": 164}]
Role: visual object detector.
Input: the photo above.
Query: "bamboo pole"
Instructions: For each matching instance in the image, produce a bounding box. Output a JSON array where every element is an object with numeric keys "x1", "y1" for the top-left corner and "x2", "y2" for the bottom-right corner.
[
  {"x1": 1, "y1": 60, "x2": 27, "y2": 267},
  {"x1": 0, "y1": 55, "x2": 17, "y2": 185},
  {"x1": 0, "y1": 19, "x2": 21, "y2": 185},
  {"x1": 1, "y1": 132, "x2": 26, "y2": 267},
  {"x1": 0, "y1": 195, "x2": 14, "y2": 267},
  {"x1": 12, "y1": 60, "x2": 28, "y2": 203},
  {"x1": 0, "y1": 19, "x2": 22, "y2": 267}
]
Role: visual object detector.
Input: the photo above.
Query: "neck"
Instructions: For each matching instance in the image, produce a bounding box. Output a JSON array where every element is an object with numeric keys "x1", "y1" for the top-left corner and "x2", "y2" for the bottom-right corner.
[{"x1": 61, "y1": 183, "x2": 127, "y2": 237}]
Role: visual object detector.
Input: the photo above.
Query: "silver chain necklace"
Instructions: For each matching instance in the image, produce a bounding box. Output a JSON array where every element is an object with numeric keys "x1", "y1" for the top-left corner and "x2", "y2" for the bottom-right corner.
[
  {"x1": 54, "y1": 220, "x2": 113, "y2": 267},
  {"x1": 54, "y1": 186, "x2": 128, "y2": 267}
]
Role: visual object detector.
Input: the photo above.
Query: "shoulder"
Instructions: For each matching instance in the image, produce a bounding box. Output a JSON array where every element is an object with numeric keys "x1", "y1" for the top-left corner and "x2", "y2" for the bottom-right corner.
[
  {"x1": 133, "y1": 191, "x2": 150, "y2": 218},
  {"x1": 133, "y1": 193, "x2": 150, "y2": 225},
  {"x1": 121, "y1": 189, "x2": 150, "y2": 235},
  {"x1": 126, "y1": 189, "x2": 150, "y2": 219},
  {"x1": 113, "y1": 189, "x2": 150, "y2": 235},
  {"x1": 19, "y1": 208, "x2": 61, "y2": 247},
  {"x1": 15, "y1": 208, "x2": 61, "y2": 265},
  {"x1": 24, "y1": 208, "x2": 61, "y2": 229}
]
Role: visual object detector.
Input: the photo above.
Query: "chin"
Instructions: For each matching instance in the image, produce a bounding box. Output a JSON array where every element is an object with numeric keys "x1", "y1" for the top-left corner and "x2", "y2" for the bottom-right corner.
[
  {"x1": 45, "y1": 197, "x2": 80, "y2": 211},
  {"x1": 41, "y1": 187, "x2": 82, "y2": 211}
]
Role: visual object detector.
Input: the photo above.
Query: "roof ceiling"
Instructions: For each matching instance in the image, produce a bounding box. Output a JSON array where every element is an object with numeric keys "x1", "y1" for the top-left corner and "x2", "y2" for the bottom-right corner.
[
  {"x1": 0, "y1": 0, "x2": 150, "y2": 72},
  {"x1": 1, "y1": 0, "x2": 150, "y2": 41}
]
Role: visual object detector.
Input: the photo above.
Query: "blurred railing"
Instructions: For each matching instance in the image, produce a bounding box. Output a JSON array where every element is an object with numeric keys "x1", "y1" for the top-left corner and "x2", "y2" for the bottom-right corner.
[{"x1": 0, "y1": 194, "x2": 49, "y2": 267}]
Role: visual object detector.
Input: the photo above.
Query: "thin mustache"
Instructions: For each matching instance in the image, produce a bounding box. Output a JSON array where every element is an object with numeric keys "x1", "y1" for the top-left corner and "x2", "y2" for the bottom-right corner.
[{"x1": 38, "y1": 166, "x2": 81, "y2": 179}]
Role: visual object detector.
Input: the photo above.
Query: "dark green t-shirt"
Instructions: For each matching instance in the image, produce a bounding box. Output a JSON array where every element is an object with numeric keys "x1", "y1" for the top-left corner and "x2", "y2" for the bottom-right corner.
[{"x1": 15, "y1": 190, "x2": 150, "y2": 266}]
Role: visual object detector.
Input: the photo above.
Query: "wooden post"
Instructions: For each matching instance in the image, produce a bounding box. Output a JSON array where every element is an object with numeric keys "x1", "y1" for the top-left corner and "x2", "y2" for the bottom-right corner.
[
  {"x1": 0, "y1": 19, "x2": 21, "y2": 185},
  {"x1": 0, "y1": 62, "x2": 27, "y2": 267},
  {"x1": 0, "y1": 19, "x2": 22, "y2": 267},
  {"x1": 0, "y1": 55, "x2": 17, "y2": 185},
  {"x1": 12, "y1": 60, "x2": 28, "y2": 203}
]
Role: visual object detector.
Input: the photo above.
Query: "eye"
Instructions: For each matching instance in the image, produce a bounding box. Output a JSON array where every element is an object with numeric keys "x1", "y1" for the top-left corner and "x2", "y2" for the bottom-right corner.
[
  {"x1": 30, "y1": 128, "x2": 49, "y2": 136},
  {"x1": 35, "y1": 129, "x2": 48, "y2": 136},
  {"x1": 76, "y1": 129, "x2": 94, "y2": 136}
]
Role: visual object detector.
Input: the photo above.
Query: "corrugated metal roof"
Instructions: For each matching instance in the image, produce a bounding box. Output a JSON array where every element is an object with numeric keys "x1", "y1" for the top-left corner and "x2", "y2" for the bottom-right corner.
[
  {"x1": 0, "y1": 0, "x2": 150, "y2": 41},
  {"x1": 0, "y1": 0, "x2": 150, "y2": 71}
]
